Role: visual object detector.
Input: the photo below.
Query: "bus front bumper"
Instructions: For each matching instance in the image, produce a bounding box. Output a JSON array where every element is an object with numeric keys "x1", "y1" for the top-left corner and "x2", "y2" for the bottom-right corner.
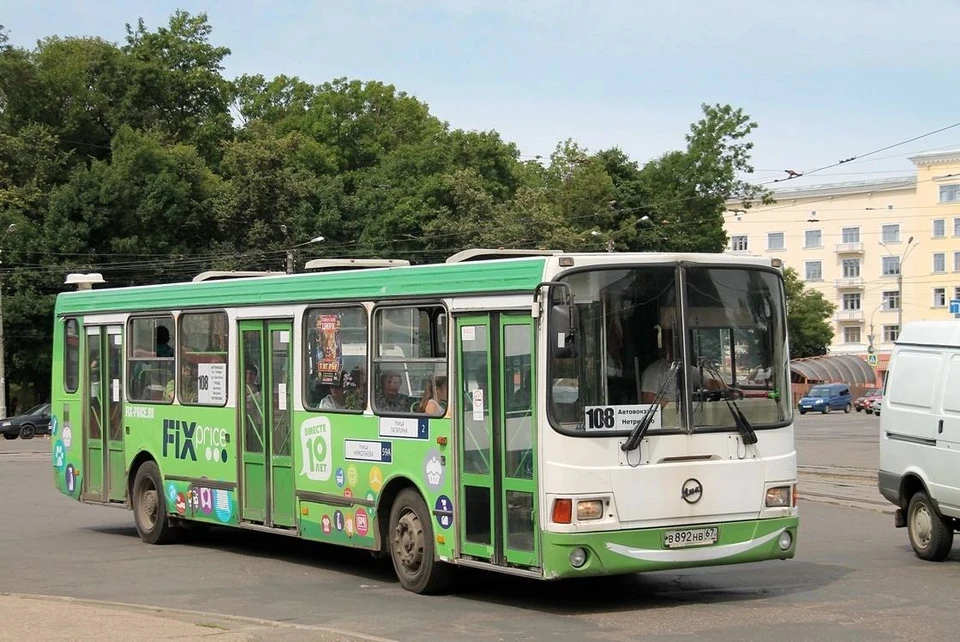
[{"x1": 539, "y1": 516, "x2": 799, "y2": 579}]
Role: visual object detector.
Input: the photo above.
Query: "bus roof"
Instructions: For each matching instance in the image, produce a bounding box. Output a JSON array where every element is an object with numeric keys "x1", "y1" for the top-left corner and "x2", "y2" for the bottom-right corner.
[
  {"x1": 53, "y1": 251, "x2": 778, "y2": 317},
  {"x1": 54, "y1": 256, "x2": 549, "y2": 316}
]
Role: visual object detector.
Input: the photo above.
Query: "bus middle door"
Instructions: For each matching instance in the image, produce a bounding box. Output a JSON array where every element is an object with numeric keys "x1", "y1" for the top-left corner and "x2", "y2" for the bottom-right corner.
[
  {"x1": 238, "y1": 319, "x2": 295, "y2": 529},
  {"x1": 455, "y1": 313, "x2": 539, "y2": 569}
]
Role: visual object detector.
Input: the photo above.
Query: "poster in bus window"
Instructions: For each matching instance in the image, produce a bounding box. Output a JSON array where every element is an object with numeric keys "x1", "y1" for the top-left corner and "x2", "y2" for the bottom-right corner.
[{"x1": 315, "y1": 314, "x2": 342, "y2": 384}]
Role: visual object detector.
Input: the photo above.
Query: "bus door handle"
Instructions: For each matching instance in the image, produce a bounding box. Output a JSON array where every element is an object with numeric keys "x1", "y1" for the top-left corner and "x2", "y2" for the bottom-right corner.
[
  {"x1": 938, "y1": 419, "x2": 944, "y2": 434},
  {"x1": 125, "y1": 425, "x2": 130, "y2": 435}
]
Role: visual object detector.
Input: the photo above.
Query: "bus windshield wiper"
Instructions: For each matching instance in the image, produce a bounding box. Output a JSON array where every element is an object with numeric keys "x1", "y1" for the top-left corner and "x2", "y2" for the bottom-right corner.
[
  {"x1": 700, "y1": 363, "x2": 758, "y2": 445},
  {"x1": 621, "y1": 359, "x2": 678, "y2": 452}
]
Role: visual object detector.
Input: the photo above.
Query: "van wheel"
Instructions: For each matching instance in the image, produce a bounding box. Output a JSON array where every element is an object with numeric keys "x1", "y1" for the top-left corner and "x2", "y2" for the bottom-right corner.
[
  {"x1": 843, "y1": 403, "x2": 852, "y2": 413},
  {"x1": 907, "y1": 491, "x2": 953, "y2": 562},
  {"x1": 388, "y1": 489, "x2": 451, "y2": 594}
]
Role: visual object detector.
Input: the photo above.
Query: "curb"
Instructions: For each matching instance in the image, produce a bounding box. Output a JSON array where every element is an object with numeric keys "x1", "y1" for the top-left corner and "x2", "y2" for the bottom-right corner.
[{"x1": 2, "y1": 593, "x2": 398, "y2": 642}]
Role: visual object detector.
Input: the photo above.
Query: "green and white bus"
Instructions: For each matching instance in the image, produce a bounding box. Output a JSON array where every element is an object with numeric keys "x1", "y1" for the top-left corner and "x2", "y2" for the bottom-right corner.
[{"x1": 50, "y1": 250, "x2": 799, "y2": 593}]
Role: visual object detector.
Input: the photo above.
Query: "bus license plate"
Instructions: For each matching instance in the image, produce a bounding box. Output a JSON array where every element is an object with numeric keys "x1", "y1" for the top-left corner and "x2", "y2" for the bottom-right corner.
[{"x1": 663, "y1": 527, "x2": 718, "y2": 548}]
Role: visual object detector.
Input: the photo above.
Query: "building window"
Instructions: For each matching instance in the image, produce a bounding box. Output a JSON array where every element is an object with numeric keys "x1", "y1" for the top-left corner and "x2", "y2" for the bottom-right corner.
[
  {"x1": 730, "y1": 235, "x2": 748, "y2": 252},
  {"x1": 843, "y1": 293, "x2": 861, "y2": 311},
  {"x1": 954, "y1": 217, "x2": 960, "y2": 237},
  {"x1": 933, "y1": 288, "x2": 946, "y2": 307},
  {"x1": 373, "y1": 305, "x2": 448, "y2": 416},
  {"x1": 955, "y1": 286, "x2": 960, "y2": 302},
  {"x1": 805, "y1": 261, "x2": 822, "y2": 281},
  {"x1": 882, "y1": 291, "x2": 900, "y2": 310},
  {"x1": 804, "y1": 229, "x2": 822, "y2": 248},
  {"x1": 882, "y1": 256, "x2": 900, "y2": 276},
  {"x1": 934, "y1": 253, "x2": 946, "y2": 273},
  {"x1": 304, "y1": 306, "x2": 368, "y2": 413},
  {"x1": 939, "y1": 184, "x2": 960, "y2": 203},
  {"x1": 127, "y1": 316, "x2": 175, "y2": 403},
  {"x1": 882, "y1": 224, "x2": 900, "y2": 244},
  {"x1": 767, "y1": 232, "x2": 784, "y2": 250},
  {"x1": 842, "y1": 259, "x2": 860, "y2": 278},
  {"x1": 843, "y1": 326, "x2": 861, "y2": 344},
  {"x1": 841, "y1": 227, "x2": 860, "y2": 243},
  {"x1": 883, "y1": 325, "x2": 900, "y2": 342},
  {"x1": 64, "y1": 318, "x2": 80, "y2": 393},
  {"x1": 955, "y1": 251, "x2": 960, "y2": 272},
  {"x1": 933, "y1": 219, "x2": 946, "y2": 238}
]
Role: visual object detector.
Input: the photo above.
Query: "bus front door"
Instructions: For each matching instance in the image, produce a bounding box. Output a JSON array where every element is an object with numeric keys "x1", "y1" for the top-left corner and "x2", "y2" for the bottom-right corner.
[
  {"x1": 238, "y1": 320, "x2": 295, "y2": 528},
  {"x1": 82, "y1": 324, "x2": 125, "y2": 503},
  {"x1": 456, "y1": 313, "x2": 539, "y2": 569}
]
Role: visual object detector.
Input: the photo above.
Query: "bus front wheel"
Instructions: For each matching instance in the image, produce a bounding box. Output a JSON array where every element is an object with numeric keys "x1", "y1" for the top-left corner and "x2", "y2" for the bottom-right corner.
[
  {"x1": 388, "y1": 488, "x2": 450, "y2": 594},
  {"x1": 132, "y1": 461, "x2": 181, "y2": 545}
]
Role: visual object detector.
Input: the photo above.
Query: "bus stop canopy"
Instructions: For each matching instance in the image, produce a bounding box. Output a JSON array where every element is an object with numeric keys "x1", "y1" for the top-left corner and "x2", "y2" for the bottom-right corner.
[{"x1": 790, "y1": 354, "x2": 875, "y2": 385}]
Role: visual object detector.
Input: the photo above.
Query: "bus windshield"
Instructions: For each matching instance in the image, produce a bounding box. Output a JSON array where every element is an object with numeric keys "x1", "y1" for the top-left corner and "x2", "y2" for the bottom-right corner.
[{"x1": 549, "y1": 265, "x2": 790, "y2": 434}]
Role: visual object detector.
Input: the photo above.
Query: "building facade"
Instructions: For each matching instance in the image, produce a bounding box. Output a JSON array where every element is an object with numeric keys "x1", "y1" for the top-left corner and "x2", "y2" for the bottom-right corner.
[{"x1": 724, "y1": 149, "x2": 960, "y2": 370}]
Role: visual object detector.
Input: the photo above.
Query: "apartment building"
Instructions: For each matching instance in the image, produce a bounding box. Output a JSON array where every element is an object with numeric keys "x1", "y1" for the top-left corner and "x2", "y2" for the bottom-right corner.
[{"x1": 724, "y1": 148, "x2": 960, "y2": 363}]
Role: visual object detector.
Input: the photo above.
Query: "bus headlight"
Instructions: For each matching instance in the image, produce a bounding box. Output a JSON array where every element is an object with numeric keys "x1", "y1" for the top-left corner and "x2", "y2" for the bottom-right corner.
[
  {"x1": 569, "y1": 547, "x2": 587, "y2": 568},
  {"x1": 765, "y1": 486, "x2": 792, "y2": 507},
  {"x1": 576, "y1": 500, "x2": 603, "y2": 520}
]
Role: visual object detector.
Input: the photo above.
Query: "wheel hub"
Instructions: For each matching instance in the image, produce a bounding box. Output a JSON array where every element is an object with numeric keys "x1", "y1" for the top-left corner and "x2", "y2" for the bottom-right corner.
[
  {"x1": 394, "y1": 509, "x2": 424, "y2": 572},
  {"x1": 913, "y1": 504, "x2": 933, "y2": 548}
]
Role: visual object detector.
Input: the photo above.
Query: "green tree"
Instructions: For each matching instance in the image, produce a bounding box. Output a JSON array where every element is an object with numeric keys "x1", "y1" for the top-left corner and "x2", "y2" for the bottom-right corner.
[{"x1": 782, "y1": 267, "x2": 836, "y2": 358}]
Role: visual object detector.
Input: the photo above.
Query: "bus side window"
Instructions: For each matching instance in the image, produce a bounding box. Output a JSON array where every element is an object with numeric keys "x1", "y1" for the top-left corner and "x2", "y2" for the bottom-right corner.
[
  {"x1": 128, "y1": 316, "x2": 176, "y2": 404},
  {"x1": 372, "y1": 305, "x2": 447, "y2": 417},
  {"x1": 178, "y1": 311, "x2": 229, "y2": 406}
]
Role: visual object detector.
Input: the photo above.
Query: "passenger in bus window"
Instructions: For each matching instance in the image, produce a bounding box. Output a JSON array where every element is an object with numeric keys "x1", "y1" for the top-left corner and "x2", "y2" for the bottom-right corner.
[
  {"x1": 155, "y1": 326, "x2": 174, "y2": 358},
  {"x1": 320, "y1": 371, "x2": 351, "y2": 410},
  {"x1": 376, "y1": 370, "x2": 411, "y2": 413},
  {"x1": 415, "y1": 376, "x2": 447, "y2": 416}
]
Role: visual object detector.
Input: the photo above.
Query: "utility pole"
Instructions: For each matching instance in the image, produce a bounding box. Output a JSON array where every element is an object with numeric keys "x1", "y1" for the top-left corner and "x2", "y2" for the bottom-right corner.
[
  {"x1": 284, "y1": 235, "x2": 325, "y2": 274},
  {"x1": 0, "y1": 223, "x2": 17, "y2": 419}
]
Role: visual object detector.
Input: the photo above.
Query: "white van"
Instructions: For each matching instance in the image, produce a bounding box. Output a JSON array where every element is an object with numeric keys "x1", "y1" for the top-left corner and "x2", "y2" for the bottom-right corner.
[{"x1": 878, "y1": 320, "x2": 960, "y2": 561}]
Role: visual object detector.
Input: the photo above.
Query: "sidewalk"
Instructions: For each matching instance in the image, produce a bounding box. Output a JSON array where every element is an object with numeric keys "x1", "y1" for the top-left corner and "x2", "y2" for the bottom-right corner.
[{"x1": 0, "y1": 594, "x2": 393, "y2": 641}]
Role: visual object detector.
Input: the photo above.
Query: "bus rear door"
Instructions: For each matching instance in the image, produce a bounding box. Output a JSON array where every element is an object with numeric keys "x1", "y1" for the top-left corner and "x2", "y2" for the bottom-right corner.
[{"x1": 81, "y1": 324, "x2": 125, "y2": 503}]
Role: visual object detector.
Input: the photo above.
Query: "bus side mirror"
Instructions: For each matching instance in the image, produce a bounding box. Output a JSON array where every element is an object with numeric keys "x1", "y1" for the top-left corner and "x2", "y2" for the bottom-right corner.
[{"x1": 534, "y1": 281, "x2": 577, "y2": 359}]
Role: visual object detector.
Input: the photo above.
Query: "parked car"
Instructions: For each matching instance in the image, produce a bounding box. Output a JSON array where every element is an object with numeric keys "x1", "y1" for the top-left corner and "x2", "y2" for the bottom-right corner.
[
  {"x1": 797, "y1": 383, "x2": 853, "y2": 414},
  {"x1": 0, "y1": 403, "x2": 52, "y2": 440},
  {"x1": 870, "y1": 397, "x2": 883, "y2": 416},
  {"x1": 864, "y1": 392, "x2": 884, "y2": 415},
  {"x1": 855, "y1": 388, "x2": 881, "y2": 412}
]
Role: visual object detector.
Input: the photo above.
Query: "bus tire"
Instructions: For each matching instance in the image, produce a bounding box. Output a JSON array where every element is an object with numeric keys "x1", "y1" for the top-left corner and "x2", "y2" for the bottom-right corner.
[
  {"x1": 388, "y1": 488, "x2": 450, "y2": 594},
  {"x1": 907, "y1": 491, "x2": 953, "y2": 562},
  {"x1": 131, "y1": 461, "x2": 181, "y2": 545}
]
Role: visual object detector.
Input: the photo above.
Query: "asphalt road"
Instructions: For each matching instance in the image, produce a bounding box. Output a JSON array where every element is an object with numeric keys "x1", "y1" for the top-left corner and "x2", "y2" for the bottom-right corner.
[{"x1": 4, "y1": 413, "x2": 960, "y2": 641}]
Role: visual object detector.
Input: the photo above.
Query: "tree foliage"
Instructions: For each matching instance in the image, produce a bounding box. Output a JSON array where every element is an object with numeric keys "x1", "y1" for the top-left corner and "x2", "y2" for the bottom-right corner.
[
  {"x1": 0, "y1": 10, "x2": 770, "y2": 402},
  {"x1": 782, "y1": 267, "x2": 836, "y2": 358}
]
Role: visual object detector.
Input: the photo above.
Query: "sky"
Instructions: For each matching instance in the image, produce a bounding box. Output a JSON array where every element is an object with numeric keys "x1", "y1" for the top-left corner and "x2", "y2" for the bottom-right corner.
[{"x1": 3, "y1": 0, "x2": 960, "y2": 189}]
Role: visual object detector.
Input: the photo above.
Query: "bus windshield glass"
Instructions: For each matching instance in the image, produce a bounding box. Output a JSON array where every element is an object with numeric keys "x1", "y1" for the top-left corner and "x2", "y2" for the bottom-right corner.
[{"x1": 549, "y1": 265, "x2": 790, "y2": 434}]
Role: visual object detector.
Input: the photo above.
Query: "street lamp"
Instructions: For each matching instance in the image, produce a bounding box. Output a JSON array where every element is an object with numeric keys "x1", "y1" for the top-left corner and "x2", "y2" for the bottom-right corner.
[
  {"x1": 285, "y1": 235, "x2": 325, "y2": 274},
  {"x1": 0, "y1": 223, "x2": 18, "y2": 419},
  {"x1": 880, "y1": 235, "x2": 917, "y2": 336}
]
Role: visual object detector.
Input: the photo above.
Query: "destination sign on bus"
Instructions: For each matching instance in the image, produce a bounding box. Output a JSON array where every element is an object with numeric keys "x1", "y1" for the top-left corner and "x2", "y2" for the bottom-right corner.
[{"x1": 584, "y1": 404, "x2": 661, "y2": 432}]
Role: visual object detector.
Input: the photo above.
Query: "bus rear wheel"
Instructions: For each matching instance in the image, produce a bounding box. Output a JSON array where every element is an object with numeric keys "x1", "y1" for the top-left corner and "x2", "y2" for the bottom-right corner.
[
  {"x1": 388, "y1": 489, "x2": 450, "y2": 594},
  {"x1": 132, "y1": 461, "x2": 181, "y2": 545}
]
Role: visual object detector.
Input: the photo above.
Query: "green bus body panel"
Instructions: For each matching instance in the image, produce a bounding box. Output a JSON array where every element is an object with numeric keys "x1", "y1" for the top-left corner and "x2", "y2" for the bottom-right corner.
[
  {"x1": 539, "y1": 516, "x2": 798, "y2": 579},
  {"x1": 53, "y1": 259, "x2": 548, "y2": 316}
]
